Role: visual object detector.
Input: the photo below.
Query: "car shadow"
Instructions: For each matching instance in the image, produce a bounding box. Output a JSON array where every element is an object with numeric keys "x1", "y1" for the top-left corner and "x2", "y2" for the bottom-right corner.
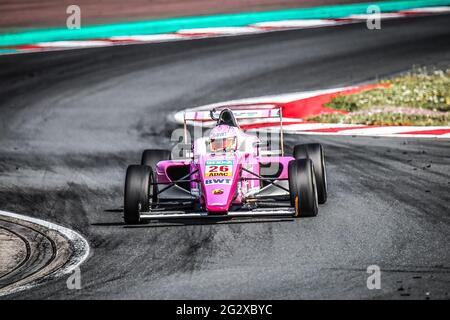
[
  {"x1": 126, "y1": 217, "x2": 294, "y2": 228},
  {"x1": 92, "y1": 217, "x2": 294, "y2": 228},
  {"x1": 103, "y1": 208, "x2": 123, "y2": 213},
  {"x1": 91, "y1": 222, "x2": 126, "y2": 226}
]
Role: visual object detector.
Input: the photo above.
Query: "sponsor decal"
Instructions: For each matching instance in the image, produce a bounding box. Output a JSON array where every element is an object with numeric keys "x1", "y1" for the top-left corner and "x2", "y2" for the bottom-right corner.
[
  {"x1": 205, "y1": 178, "x2": 232, "y2": 185},
  {"x1": 211, "y1": 131, "x2": 229, "y2": 138},
  {"x1": 191, "y1": 187, "x2": 199, "y2": 196},
  {"x1": 207, "y1": 172, "x2": 231, "y2": 177},
  {"x1": 212, "y1": 188, "x2": 224, "y2": 195},
  {"x1": 205, "y1": 160, "x2": 233, "y2": 177},
  {"x1": 206, "y1": 160, "x2": 233, "y2": 165},
  {"x1": 238, "y1": 111, "x2": 258, "y2": 117}
]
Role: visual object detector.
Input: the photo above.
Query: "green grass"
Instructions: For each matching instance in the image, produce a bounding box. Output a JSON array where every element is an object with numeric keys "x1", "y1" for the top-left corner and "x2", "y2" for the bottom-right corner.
[
  {"x1": 309, "y1": 67, "x2": 450, "y2": 126},
  {"x1": 309, "y1": 111, "x2": 450, "y2": 126}
]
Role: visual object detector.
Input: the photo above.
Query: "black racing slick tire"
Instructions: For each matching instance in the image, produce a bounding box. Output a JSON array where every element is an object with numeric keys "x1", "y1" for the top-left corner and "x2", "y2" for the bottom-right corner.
[
  {"x1": 293, "y1": 143, "x2": 327, "y2": 204},
  {"x1": 140, "y1": 149, "x2": 169, "y2": 203},
  {"x1": 141, "y1": 149, "x2": 171, "y2": 168},
  {"x1": 124, "y1": 165, "x2": 153, "y2": 224},
  {"x1": 288, "y1": 159, "x2": 318, "y2": 217}
]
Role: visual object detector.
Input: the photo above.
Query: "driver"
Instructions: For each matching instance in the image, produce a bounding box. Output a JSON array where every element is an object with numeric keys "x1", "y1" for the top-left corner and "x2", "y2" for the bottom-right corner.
[{"x1": 209, "y1": 125, "x2": 239, "y2": 152}]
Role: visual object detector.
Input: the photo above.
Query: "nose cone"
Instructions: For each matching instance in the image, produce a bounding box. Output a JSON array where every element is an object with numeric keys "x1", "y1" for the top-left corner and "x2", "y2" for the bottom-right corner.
[{"x1": 200, "y1": 156, "x2": 239, "y2": 213}]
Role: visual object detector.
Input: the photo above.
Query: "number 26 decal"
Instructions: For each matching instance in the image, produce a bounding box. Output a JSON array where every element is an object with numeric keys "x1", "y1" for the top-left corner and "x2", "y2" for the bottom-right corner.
[{"x1": 208, "y1": 165, "x2": 229, "y2": 172}]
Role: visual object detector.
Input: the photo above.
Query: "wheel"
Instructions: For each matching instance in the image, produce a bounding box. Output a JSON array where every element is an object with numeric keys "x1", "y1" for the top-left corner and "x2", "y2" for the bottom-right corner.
[
  {"x1": 141, "y1": 149, "x2": 171, "y2": 168},
  {"x1": 288, "y1": 159, "x2": 318, "y2": 217},
  {"x1": 124, "y1": 165, "x2": 153, "y2": 224},
  {"x1": 293, "y1": 143, "x2": 327, "y2": 204},
  {"x1": 140, "y1": 149, "x2": 170, "y2": 203}
]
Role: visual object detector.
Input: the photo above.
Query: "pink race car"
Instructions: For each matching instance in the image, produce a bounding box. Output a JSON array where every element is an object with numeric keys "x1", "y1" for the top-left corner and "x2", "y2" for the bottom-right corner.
[{"x1": 123, "y1": 107, "x2": 327, "y2": 224}]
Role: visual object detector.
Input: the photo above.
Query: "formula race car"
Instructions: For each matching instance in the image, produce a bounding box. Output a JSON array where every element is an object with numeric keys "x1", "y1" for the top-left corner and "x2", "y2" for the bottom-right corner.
[{"x1": 123, "y1": 107, "x2": 327, "y2": 223}]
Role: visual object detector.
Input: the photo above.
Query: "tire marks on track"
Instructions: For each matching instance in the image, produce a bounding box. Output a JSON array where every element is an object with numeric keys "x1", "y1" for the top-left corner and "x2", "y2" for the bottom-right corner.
[
  {"x1": 0, "y1": 212, "x2": 90, "y2": 297},
  {"x1": 0, "y1": 218, "x2": 57, "y2": 290}
]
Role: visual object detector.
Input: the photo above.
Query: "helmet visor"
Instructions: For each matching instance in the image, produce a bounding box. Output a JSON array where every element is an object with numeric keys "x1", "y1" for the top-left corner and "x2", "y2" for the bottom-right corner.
[{"x1": 210, "y1": 137, "x2": 236, "y2": 152}]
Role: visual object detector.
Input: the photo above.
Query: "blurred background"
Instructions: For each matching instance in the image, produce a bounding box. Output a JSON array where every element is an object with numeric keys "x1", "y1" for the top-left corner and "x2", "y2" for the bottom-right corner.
[{"x1": 0, "y1": 0, "x2": 373, "y2": 31}]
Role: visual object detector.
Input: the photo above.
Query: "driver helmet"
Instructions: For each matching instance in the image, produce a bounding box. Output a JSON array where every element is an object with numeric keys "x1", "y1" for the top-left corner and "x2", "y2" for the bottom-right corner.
[{"x1": 209, "y1": 125, "x2": 239, "y2": 152}]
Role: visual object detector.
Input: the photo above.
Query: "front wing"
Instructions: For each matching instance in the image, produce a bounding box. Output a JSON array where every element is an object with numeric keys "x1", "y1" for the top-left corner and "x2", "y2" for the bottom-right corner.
[{"x1": 140, "y1": 207, "x2": 294, "y2": 220}]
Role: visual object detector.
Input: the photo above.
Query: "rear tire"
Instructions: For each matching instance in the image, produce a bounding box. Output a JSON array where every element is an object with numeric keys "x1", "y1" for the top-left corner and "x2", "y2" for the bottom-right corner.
[
  {"x1": 288, "y1": 159, "x2": 318, "y2": 217},
  {"x1": 141, "y1": 149, "x2": 169, "y2": 203},
  {"x1": 293, "y1": 143, "x2": 327, "y2": 204},
  {"x1": 124, "y1": 165, "x2": 153, "y2": 224},
  {"x1": 141, "y1": 149, "x2": 171, "y2": 168}
]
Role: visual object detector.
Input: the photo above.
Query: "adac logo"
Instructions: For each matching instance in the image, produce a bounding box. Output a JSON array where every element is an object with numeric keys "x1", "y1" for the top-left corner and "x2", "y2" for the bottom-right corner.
[
  {"x1": 212, "y1": 189, "x2": 224, "y2": 195},
  {"x1": 206, "y1": 172, "x2": 231, "y2": 177}
]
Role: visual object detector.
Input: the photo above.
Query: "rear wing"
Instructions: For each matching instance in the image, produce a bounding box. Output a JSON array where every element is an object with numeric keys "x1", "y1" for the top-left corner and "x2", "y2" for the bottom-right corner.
[
  {"x1": 184, "y1": 106, "x2": 280, "y2": 121},
  {"x1": 183, "y1": 105, "x2": 285, "y2": 156}
]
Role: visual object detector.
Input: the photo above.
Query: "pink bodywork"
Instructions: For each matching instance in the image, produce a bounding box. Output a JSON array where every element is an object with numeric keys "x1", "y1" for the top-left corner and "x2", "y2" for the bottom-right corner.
[{"x1": 155, "y1": 125, "x2": 294, "y2": 213}]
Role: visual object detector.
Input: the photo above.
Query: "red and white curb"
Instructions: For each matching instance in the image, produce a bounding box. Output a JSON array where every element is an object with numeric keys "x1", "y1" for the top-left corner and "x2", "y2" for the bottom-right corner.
[
  {"x1": 2, "y1": 6, "x2": 450, "y2": 55},
  {"x1": 0, "y1": 210, "x2": 90, "y2": 297},
  {"x1": 174, "y1": 85, "x2": 450, "y2": 139}
]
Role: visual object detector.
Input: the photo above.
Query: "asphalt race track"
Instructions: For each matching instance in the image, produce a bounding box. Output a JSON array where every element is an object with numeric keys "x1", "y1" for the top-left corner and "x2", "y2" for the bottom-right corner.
[{"x1": 0, "y1": 14, "x2": 449, "y2": 299}]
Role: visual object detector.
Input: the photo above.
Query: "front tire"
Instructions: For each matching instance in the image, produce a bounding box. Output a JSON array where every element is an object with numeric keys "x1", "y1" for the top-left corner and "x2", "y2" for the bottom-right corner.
[
  {"x1": 288, "y1": 159, "x2": 318, "y2": 217},
  {"x1": 293, "y1": 143, "x2": 327, "y2": 204},
  {"x1": 124, "y1": 165, "x2": 153, "y2": 224}
]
